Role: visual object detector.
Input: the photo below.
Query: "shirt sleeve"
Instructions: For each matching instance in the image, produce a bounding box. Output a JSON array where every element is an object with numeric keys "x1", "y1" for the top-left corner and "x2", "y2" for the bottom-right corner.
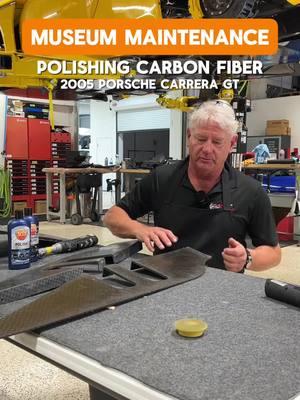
[
  {"x1": 116, "y1": 171, "x2": 157, "y2": 219},
  {"x1": 248, "y1": 186, "x2": 279, "y2": 247}
]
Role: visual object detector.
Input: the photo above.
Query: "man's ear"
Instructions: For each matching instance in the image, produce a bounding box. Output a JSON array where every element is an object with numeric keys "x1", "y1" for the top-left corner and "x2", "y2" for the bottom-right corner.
[{"x1": 187, "y1": 128, "x2": 191, "y2": 139}]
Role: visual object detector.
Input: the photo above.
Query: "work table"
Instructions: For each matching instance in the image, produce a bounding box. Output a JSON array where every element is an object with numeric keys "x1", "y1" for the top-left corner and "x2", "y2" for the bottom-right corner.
[
  {"x1": 42, "y1": 167, "x2": 150, "y2": 223},
  {"x1": 243, "y1": 163, "x2": 300, "y2": 170},
  {"x1": 42, "y1": 167, "x2": 118, "y2": 223},
  {"x1": 43, "y1": 167, "x2": 118, "y2": 174},
  {"x1": 0, "y1": 249, "x2": 299, "y2": 400}
]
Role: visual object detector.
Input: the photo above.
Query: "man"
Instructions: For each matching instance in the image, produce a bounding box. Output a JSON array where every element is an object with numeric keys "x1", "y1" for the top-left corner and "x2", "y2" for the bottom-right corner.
[{"x1": 103, "y1": 100, "x2": 281, "y2": 272}]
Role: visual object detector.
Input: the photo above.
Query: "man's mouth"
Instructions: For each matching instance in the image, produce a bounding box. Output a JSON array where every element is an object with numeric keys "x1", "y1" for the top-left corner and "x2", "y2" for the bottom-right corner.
[{"x1": 199, "y1": 157, "x2": 214, "y2": 164}]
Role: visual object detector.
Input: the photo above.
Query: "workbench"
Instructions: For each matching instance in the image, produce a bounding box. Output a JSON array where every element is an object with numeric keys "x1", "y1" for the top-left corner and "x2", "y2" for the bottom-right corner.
[
  {"x1": 244, "y1": 164, "x2": 300, "y2": 239},
  {"x1": 0, "y1": 254, "x2": 299, "y2": 400},
  {"x1": 114, "y1": 164, "x2": 300, "y2": 238},
  {"x1": 116, "y1": 164, "x2": 299, "y2": 207},
  {"x1": 43, "y1": 167, "x2": 117, "y2": 223},
  {"x1": 116, "y1": 165, "x2": 299, "y2": 208},
  {"x1": 115, "y1": 168, "x2": 151, "y2": 203}
]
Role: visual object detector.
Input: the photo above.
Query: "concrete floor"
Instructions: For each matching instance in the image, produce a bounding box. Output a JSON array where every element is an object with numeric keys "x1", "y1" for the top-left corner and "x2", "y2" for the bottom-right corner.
[{"x1": 1, "y1": 221, "x2": 299, "y2": 400}]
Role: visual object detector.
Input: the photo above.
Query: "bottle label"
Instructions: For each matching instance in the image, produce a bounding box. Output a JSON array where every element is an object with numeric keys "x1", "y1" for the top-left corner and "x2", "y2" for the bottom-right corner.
[
  {"x1": 31, "y1": 223, "x2": 39, "y2": 246},
  {"x1": 11, "y1": 226, "x2": 30, "y2": 250},
  {"x1": 11, "y1": 249, "x2": 30, "y2": 265}
]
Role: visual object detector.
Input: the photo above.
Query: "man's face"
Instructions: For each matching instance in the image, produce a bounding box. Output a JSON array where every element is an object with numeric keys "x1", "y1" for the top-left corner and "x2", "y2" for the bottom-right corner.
[{"x1": 187, "y1": 121, "x2": 237, "y2": 176}]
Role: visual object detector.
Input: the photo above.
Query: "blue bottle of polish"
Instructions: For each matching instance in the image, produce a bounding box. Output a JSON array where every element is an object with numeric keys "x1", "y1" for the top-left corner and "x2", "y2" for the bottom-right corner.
[
  {"x1": 8, "y1": 210, "x2": 31, "y2": 269},
  {"x1": 24, "y1": 207, "x2": 39, "y2": 262}
]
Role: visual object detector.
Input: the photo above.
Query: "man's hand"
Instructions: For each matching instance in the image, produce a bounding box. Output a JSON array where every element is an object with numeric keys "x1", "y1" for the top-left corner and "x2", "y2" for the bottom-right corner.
[
  {"x1": 103, "y1": 206, "x2": 178, "y2": 252},
  {"x1": 134, "y1": 225, "x2": 178, "y2": 253},
  {"x1": 222, "y1": 238, "x2": 247, "y2": 273}
]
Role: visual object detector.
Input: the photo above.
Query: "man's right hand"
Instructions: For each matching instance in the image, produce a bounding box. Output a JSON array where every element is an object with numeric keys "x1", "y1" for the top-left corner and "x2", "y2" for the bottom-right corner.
[
  {"x1": 134, "y1": 224, "x2": 178, "y2": 253},
  {"x1": 103, "y1": 206, "x2": 178, "y2": 252}
]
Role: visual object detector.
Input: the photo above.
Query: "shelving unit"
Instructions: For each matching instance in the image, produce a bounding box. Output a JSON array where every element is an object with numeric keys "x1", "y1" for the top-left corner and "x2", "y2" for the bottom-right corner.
[{"x1": 4, "y1": 96, "x2": 76, "y2": 214}]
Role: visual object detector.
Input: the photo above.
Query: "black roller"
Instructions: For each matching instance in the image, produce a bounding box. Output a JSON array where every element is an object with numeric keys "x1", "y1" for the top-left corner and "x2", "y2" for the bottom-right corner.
[
  {"x1": 265, "y1": 279, "x2": 300, "y2": 309},
  {"x1": 38, "y1": 235, "x2": 99, "y2": 257}
]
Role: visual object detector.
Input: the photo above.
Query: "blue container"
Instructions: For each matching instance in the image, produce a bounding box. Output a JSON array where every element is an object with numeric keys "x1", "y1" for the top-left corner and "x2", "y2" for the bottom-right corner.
[
  {"x1": 8, "y1": 210, "x2": 31, "y2": 270},
  {"x1": 24, "y1": 207, "x2": 39, "y2": 262},
  {"x1": 262, "y1": 176, "x2": 296, "y2": 193}
]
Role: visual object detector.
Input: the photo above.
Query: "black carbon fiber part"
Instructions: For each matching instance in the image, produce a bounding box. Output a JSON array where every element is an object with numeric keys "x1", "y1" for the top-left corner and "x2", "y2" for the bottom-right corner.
[
  {"x1": 0, "y1": 267, "x2": 83, "y2": 305},
  {"x1": 65, "y1": 240, "x2": 143, "y2": 264},
  {"x1": 45, "y1": 240, "x2": 142, "y2": 267},
  {"x1": 0, "y1": 240, "x2": 142, "y2": 304},
  {"x1": 0, "y1": 247, "x2": 209, "y2": 338}
]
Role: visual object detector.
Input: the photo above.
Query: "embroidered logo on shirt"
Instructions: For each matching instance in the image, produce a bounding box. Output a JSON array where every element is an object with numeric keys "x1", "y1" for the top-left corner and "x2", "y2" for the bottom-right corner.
[{"x1": 209, "y1": 202, "x2": 224, "y2": 210}]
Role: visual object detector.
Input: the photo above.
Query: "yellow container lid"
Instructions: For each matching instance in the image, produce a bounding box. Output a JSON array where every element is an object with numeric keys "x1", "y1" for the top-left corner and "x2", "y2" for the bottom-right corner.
[{"x1": 175, "y1": 319, "x2": 208, "y2": 338}]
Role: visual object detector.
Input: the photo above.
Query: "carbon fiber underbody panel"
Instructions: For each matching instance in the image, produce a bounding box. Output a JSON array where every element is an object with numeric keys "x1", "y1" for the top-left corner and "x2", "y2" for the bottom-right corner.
[
  {"x1": 0, "y1": 247, "x2": 208, "y2": 338},
  {"x1": 0, "y1": 240, "x2": 142, "y2": 304}
]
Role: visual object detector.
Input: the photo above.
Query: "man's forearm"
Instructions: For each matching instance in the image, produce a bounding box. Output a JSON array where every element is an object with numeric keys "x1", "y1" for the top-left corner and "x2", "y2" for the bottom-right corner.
[
  {"x1": 103, "y1": 206, "x2": 142, "y2": 239},
  {"x1": 248, "y1": 245, "x2": 281, "y2": 271}
]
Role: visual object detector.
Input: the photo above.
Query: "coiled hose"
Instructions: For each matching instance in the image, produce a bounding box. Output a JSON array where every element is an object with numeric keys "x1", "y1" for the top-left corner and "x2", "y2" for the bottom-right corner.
[{"x1": 0, "y1": 168, "x2": 11, "y2": 218}]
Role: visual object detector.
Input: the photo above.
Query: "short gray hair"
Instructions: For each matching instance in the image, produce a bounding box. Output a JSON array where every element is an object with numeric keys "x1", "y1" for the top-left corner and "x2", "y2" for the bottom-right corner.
[{"x1": 189, "y1": 100, "x2": 239, "y2": 135}]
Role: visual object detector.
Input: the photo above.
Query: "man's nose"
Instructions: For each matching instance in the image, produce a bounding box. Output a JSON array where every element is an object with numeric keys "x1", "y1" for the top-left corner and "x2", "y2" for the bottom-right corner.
[{"x1": 202, "y1": 140, "x2": 213, "y2": 153}]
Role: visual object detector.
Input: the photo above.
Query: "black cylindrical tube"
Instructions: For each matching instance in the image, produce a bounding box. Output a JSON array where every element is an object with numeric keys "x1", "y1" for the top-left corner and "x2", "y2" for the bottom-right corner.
[
  {"x1": 60, "y1": 235, "x2": 98, "y2": 252},
  {"x1": 265, "y1": 279, "x2": 300, "y2": 308}
]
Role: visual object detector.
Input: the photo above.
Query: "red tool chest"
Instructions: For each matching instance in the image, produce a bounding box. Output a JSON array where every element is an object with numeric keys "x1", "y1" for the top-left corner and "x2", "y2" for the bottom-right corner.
[
  {"x1": 28, "y1": 119, "x2": 51, "y2": 160},
  {"x1": 5, "y1": 117, "x2": 28, "y2": 159},
  {"x1": 5, "y1": 111, "x2": 73, "y2": 214}
]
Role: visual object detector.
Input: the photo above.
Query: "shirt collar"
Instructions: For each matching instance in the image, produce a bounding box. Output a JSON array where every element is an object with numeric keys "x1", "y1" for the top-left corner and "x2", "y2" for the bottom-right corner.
[{"x1": 182, "y1": 159, "x2": 237, "y2": 194}]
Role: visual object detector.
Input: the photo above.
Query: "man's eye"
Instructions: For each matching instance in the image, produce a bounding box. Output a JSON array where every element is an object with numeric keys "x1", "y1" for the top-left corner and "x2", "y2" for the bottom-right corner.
[{"x1": 213, "y1": 141, "x2": 223, "y2": 146}]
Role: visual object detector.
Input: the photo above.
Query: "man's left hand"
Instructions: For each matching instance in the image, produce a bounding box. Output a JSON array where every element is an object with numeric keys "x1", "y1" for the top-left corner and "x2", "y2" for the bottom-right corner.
[{"x1": 222, "y1": 238, "x2": 247, "y2": 273}]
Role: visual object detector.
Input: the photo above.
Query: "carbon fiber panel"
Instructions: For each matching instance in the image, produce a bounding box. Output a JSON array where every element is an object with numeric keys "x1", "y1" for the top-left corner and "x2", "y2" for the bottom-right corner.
[
  {"x1": 0, "y1": 267, "x2": 83, "y2": 305},
  {"x1": 0, "y1": 247, "x2": 209, "y2": 338},
  {"x1": 0, "y1": 240, "x2": 142, "y2": 304}
]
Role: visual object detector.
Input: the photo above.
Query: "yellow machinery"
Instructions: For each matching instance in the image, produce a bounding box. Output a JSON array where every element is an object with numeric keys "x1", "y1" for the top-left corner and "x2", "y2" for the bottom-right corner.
[
  {"x1": 156, "y1": 95, "x2": 199, "y2": 112},
  {"x1": 0, "y1": 0, "x2": 299, "y2": 92},
  {"x1": 19, "y1": 0, "x2": 163, "y2": 20},
  {"x1": 0, "y1": 0, "x2": 205, "y2": 92}
]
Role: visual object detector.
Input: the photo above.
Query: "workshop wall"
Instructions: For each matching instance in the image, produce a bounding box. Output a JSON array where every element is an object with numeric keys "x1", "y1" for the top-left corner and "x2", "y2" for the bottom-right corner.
[
  {"x1": 249, "y1": 77, "x2": 293, "y2": 100},
  {"x1": 53, "y1": 104, "x2": 76, "y2": 136},
  {"x1": 78, "y1": 101, "x2": 91, "y2": 154},
  {"x1": 89, "y1": 93, "x2": 183, "y2": 171},
  {"x1": 90, "y1": 99, "x2": 116, "y2": 187},
  {"x1": 169, "y1": 107, "x2": 182, "y2": 160},
  {"x1": 78, "y1": 102, "x2": 90, "y2": 117},
  {"x1": 166, "y1": 90, "x2": 183, "y2": 160},
  {"x1": 117, "y1": 108, "x2": 170, "y2": 131},
  {"x1": 114, "y1": 92, "x2": 182, "y2": 160},
  {"x1": 247, "y1": 95, "x2": 300, "y2": 149}
]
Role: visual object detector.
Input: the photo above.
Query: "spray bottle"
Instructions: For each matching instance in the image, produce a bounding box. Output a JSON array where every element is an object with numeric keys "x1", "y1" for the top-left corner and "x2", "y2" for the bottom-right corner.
[
  {"x1": 7, "y1": 210, "x2": 31, "y2": 270},
  {"x1": 24, "y1": 207, "x2": 39, "y2": 262}
]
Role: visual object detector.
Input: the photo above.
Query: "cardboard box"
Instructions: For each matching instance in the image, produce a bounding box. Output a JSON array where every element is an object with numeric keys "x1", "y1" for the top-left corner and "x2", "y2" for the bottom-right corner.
[
  {"x1": 266, "y1": 119, "x2": 289, "y2": 128},
  {"x1": 265, "y1": 120, "x2": 290, "y2": 136},
  {"x1": 12, "y1": 201, "x2": 27, "y2": 213},
  {"x1": 265, "y1": 127, "x2": 291, "y2": 136},
  {"x1": 34, "y1": 200, "x2": 47, "y2": 214},
  {"x1": 12, "y1": 100, "x2": 24, "y2": 113}
]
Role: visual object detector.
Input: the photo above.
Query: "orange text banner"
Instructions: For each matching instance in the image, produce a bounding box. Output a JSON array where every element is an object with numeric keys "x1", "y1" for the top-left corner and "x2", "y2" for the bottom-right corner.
[{"x1": 22, "y1": 18, "x2": 278, "y2": 56}]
